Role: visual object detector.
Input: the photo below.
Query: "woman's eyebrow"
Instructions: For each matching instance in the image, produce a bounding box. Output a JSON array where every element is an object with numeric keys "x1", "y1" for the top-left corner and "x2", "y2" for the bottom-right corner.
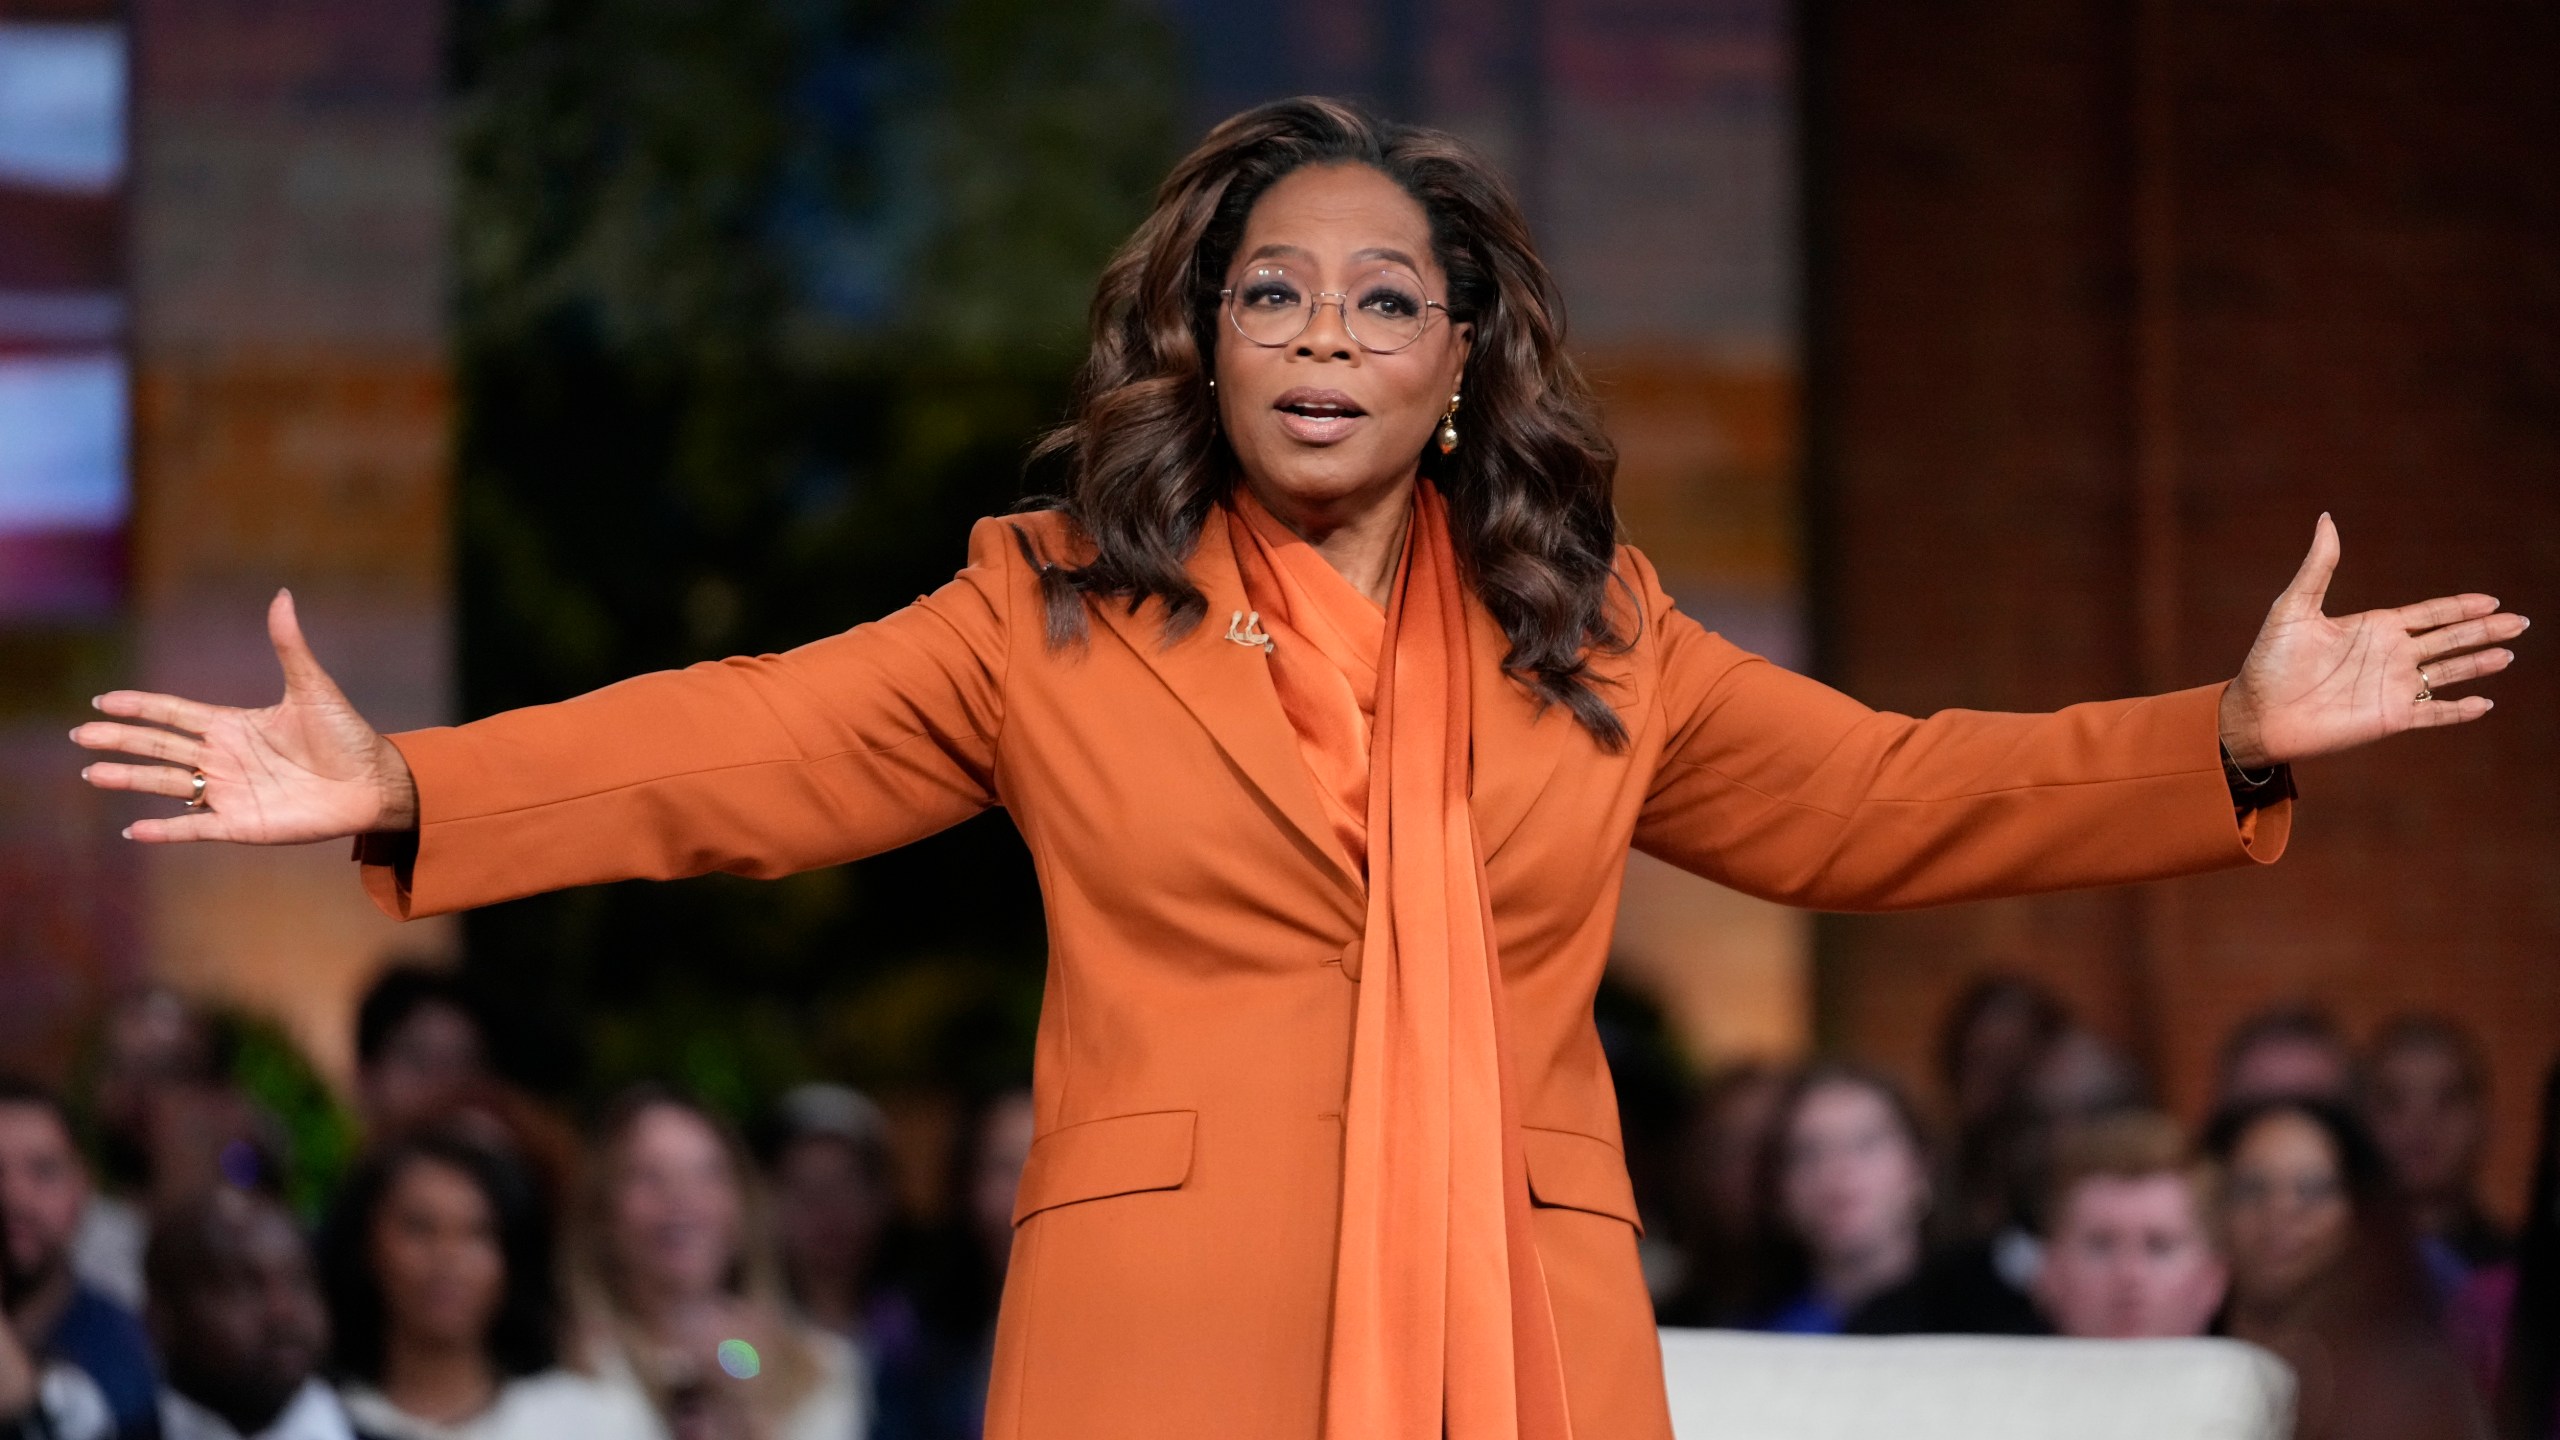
[{"x1": 1239, "y1": 242, "x2": 1426, "y2": 272}]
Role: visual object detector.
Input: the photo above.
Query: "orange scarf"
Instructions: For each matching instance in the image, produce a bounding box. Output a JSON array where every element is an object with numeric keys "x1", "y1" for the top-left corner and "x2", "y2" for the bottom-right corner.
[{"x1": 1228, "y1": 482, "x2": 1574, "y2": 1440}]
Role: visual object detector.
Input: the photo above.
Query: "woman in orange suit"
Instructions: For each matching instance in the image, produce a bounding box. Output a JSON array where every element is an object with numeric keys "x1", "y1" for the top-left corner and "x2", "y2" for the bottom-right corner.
[{"x1": 73, "y1": 98, "x2": 2526, "y2": 1440}]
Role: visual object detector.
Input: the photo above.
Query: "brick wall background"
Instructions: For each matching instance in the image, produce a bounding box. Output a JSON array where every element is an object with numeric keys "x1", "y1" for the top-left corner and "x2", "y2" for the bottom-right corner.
[{"x1": 1804, "y1": 0, "x2": 2560, "y2": 1210}]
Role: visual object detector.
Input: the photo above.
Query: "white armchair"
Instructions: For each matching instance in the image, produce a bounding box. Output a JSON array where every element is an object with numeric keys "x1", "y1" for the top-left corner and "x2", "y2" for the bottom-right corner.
[{"x1": 1657, "y1": 1329, "x2": 2295, "y2": 1440}]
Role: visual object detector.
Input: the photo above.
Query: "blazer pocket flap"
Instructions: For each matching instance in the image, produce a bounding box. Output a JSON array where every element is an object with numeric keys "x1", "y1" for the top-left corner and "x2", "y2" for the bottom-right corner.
[
  {"x1": 1523, "y1": 1126, "x2": 1643, "y2": 1235},
  {"x1": 1012, "y1": 1109, "x2": 1197, "y2": 1226}
]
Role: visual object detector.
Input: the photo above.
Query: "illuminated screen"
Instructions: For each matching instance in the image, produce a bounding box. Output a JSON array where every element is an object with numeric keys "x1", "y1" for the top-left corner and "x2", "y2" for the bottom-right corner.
[{"x1": 0, "y1": 17, "x2": 127, "y2": 620}]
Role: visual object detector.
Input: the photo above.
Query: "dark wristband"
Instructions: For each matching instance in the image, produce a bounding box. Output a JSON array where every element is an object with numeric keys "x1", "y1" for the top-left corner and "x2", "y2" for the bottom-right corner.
[{"x1": 2221, "y1": 743, "x2": 2294, "y2": 812}]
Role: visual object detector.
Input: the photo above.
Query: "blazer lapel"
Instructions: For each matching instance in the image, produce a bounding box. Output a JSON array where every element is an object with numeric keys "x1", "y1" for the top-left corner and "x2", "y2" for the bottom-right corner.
[
  {"x1": 1466, "y1": 583, "x2": 1643, "y2": 861},
  {"x1": 1087, "y1": 514, "x2": 1368, "y2": 915}
]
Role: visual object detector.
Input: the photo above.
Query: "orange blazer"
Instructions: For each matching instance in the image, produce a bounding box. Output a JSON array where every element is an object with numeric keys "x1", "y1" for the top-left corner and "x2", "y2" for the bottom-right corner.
[{"x1": 361, "y1": 511, "x2": 2287, "y2": 1439}]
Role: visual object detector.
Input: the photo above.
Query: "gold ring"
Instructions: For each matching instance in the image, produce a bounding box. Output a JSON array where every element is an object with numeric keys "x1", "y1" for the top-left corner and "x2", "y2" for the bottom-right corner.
[
  {"x1": 2415, "y1": 667, "x2": 2434, "y2": 704},
  {"x1": 185, "y1": 770, "x2": 209, "y2": 809}
]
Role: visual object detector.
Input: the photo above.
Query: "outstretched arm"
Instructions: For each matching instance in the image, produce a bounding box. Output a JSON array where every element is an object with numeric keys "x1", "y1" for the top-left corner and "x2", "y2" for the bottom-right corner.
[
  {"x1": 73, "y1": 517, "x2": 1026, "y2": 917},
  {"x1": 1630, "y1": 516, "x2": 2524, "y2": 912}
]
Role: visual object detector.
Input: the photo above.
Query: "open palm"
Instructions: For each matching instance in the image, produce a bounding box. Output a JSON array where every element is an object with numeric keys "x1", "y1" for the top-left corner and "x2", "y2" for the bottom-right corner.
[
  {"x1": 2222, "y1": 515, "x2": 2528, "y2": 768},
  {"x1": 71, "y1": 590, "x2": 416, "y2": 843}
]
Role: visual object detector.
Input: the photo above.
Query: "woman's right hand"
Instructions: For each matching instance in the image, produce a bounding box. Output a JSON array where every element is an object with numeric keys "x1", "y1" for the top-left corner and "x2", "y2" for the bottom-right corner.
[{"x1": 70, "y1": 589, "x2": 418, "y2": 844}]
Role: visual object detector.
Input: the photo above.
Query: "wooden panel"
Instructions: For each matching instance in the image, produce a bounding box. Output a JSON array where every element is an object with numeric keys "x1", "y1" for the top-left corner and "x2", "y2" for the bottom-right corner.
[{"x1": 1806, "y1": 0, "x2": 2560, "y2": 1211}]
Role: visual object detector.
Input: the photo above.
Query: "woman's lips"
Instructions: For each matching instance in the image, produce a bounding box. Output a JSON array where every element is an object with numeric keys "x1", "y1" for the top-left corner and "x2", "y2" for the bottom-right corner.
[
  {"x1": 1272, "y1": 387, "x2": 1368, "y2": 446},
  {"x1": 1275, "y1": 409, "x2": 1367, "y2": 444}
]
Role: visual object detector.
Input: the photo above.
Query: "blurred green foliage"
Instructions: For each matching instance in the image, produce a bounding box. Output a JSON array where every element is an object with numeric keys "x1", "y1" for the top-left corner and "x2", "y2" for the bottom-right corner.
[
  {"x1": 227, "y1": 1015, "x2": 361, "y2": 1219},
  {"x1": 448, "y1": 0, "x2": 1182, "y2": 1114}
]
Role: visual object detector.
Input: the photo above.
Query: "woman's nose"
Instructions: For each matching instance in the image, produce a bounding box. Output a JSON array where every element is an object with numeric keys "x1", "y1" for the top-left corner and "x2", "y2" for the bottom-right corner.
[{"x1": 1294, "y1": 297, "x2": 1356, "y2": 357}]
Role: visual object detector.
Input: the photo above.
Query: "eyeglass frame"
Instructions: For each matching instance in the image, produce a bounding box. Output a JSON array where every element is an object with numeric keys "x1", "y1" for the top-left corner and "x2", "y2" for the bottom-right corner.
[{"x1": 1215, "y1": 266, "x2": 1455, "y2": 356}]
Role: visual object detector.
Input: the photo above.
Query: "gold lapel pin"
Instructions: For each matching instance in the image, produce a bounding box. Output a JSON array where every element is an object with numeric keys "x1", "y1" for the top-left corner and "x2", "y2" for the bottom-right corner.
[{"x1": 1225, "y1": 610, "x2": 1274, "y2": 654}]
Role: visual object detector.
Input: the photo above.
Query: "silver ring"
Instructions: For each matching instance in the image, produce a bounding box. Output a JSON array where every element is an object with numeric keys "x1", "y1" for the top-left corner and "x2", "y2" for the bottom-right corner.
[
  {"x1": 2415, "y1": 667, "x2": 2434, "y2": 704},
  {"x1": 185, "y1": 770, "x2": 209, "y2": 810}
]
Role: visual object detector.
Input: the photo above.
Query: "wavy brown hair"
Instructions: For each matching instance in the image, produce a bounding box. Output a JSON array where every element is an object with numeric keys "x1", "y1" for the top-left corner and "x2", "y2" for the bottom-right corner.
[{"x1": 1025, "y1": 95, "x2": 1630, "y2": 746}]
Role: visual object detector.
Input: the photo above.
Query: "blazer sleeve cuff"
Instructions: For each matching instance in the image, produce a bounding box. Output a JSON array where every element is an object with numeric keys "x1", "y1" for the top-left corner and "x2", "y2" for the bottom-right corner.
[
  {"x1": 352, "y1": 728, "x2": 458, "y2": 920},
  {"x1": 2204, "y1": 683, "x2": 2292, "y2": 866}
]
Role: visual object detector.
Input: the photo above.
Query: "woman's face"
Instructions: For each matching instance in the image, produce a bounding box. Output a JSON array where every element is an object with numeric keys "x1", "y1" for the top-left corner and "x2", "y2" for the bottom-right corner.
[
  {"x1": 610, "y1": 1106, "x2": 743, "y2": 1305},
  {"x1": 1213, "y1": 162, "x2": 1471, "y2": 522},
  {"x1": 772, "y1": 1134, "x2": 891, "y2": 1280},
  {"x1": 2221, "y1": 1110, "x2": 2352, "y2": 1311},
  {"x1": 1780, "y1": 1081, "x2": 1930, "y2": 1264},
  {"x1": 371, "y1": 1157, "x2": 505, "y2": 1352}
]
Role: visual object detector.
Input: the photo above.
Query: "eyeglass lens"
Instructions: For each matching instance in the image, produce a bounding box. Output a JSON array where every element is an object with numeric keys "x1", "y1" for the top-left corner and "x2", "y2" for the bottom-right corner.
[{"x1": 1227, "y1": 264, "x2": 1435, "y2": 352}]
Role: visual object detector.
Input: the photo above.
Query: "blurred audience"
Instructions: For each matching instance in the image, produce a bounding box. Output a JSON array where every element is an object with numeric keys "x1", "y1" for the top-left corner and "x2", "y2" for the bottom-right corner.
[
  {"x1": 1752, "y1": 1064, "x2": 1933, "y2": 1335},
  {"x1": 2030, "y1": 1110, "x2": 2227, "y2": 1339},
  {"x1": 146, "y1": 1187, "x2": 356, "y2": 1440},
  {"x1": 0, "y1": 1314, "x2": 113, "y2": 1440},
  {"x1": 1655, "y1": 1064, "x2": 1790, "y2": 1328},
  {"x1": 2367, "y1": 1014, "x2": 2512, "y2": 1290},
  {"x1": 80, "y1": 991, "x2": 290, "y2": 1321},
  {"x1": 353, "y1": 972, "x2": 492, "y2": 1143},
  {"x1": 576, "y1": 1090, "x2": 859, "y2": 1440},
  {"x1": 2216, "y1": 1005, "x2": 2356, "y2": 1110},
  {"x1": 2207, "y1": 1097, "x2": 2484, "y2": 1440},
  {"x1": 763, "y1": 1086, "x2": 902, "y2": 1348},
  {"x1": 20, "y1": 959, "x2": 2560, "y2": 1440},
  {"x1": 2495, "y1": 1060, "x2": 2559, "y2": 1440},
  {"x1": 1856, "y1": 1026, "x2": 2146, "y2": 1336},
  {"x1": 873, "y1": 1089, "x2": 1030, "y2": 1440},
  {"x1": 78, "y1": 990, "x2": 220, "y2": 1309},
  {"x1": 0, "y1": 1079, "x2": 156, "y2": 1437},
  {"x1": 1937, "y1": 976, "x2": 2067, "y2": 1241},
  {"x1": 320, "y1": 1131, "x2": 648, "y2": 1440}
]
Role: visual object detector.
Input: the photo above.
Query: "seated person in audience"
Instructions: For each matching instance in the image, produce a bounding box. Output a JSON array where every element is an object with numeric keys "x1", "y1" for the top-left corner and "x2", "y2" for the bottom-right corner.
[
  {"x1": 77, "y1": 989, "x2": 231, "y2": 1310},
  {"x1": 1750, "y1": 1064, "x2": 1933, "y2": 1335},
  {"x1": 2206, "y1": 1097, "x2": 2478, "y2": 1440},
  {"x1": 1655, "y1": 1064, "x2": 1792, "y2": 1328},
  {"x1": 353, "y1": 970, "x2": 492, "y2": 1143},
  {"x1": 763, "y1": 1084, "x2": 902, "y2": 1351},
  {"x1": 319, "y1": 1131, "x2": 652, "y2": 1440},
  {"x1": 873, "y1": 1088, "x2": 1033, "y2": 1440},
  {"x1": 93, "y1": 1000, "x2": 292, "y2": 1217},
  {"x1": 2496, "y1": 1058, "x2": 2559, "y2": 1440},
  {"x1": 1853, "y1": 1027, "x2": 2146, "y2": 1336},
  {"x1": 2363, "y1": 1014, "x2": 2511, "y2": 1290},
  {"x1": 2215, "y1": 1006, "x2": 2355, "y2": 1110},
  {"x1": 574, "y1": 1090, "x2": 860, "y2": 1440},
  {"x1": 2030, "y1": 1110, "x2": 2228, "y2": 1339},
  {"x1": 147, "y1": 1187, "x2": 374, "y2": 1440},
  {"x1": 0, "y1": 1078, "x2": 159, "y2": 1437},
  {"x1": 1936, "y1": 976, "x2": 2067, "y2": 1242}
]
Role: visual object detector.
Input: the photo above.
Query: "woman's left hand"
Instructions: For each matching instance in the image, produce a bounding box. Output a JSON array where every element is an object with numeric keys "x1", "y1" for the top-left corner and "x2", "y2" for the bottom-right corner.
[{"x1": 2221, "y1": 514, "x2": 2528, "y2": 768}]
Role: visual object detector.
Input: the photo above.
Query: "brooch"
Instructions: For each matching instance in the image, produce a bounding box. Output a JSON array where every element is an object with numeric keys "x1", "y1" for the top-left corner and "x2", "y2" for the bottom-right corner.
[{"x1": 1225, "y1": 610, "x2": 1274, "y2": 654}]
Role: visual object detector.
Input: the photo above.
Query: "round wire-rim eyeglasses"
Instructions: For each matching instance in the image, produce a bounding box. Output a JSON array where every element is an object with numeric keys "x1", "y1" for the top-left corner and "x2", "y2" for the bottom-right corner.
[{"x1": 1219, "y1": 266, "x2": 1451, "y2": 355}]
